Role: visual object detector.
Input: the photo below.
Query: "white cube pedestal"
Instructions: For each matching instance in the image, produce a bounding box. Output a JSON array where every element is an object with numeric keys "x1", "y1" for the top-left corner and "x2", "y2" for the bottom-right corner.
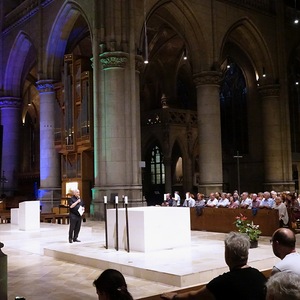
[
  {"x1": 19, "y1": 201, "x2": 40, "y2": 231},
  {"x1": 10, "y1": 208, "x2": 19, "y2": 225},
  {"x1": 107, "y1": 206, "x2": 191, "y2": 252}
]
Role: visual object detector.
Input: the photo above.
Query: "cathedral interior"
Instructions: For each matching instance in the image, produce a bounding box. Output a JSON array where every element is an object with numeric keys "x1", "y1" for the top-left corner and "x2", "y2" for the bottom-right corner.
[{"x1": 0, "y1": 0, "x2": 300, "y2": 218}]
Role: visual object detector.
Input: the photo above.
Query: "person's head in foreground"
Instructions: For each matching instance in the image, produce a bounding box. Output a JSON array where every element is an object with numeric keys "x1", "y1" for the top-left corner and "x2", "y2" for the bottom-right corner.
[
  {"x1": 93, "y1": 269, "x2": 134, "y2": 300},
  {"x1": 225, "y1": 231, "x2": 250, "y2": 270},
  {"x1": 266, "y1": 272, "x2": 300, "y2": 300}
]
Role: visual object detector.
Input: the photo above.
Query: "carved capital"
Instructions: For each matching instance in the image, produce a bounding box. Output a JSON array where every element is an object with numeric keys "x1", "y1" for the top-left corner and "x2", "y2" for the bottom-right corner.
[
  {"x1": 36, "y1": 80, "x2": 55, "y2": 93},
  {"x1": 193, "y1": 71, "x2": 222, "y2": 87},
  {"x1": 0, "y1": 97, "x2": 22, "y2": 108},
  {"x1": 258, "y1": 84, "x2": 280, "y2": 98},
  {"x1": 100, "y1": 52, "x2": 128, "y2": 69}
]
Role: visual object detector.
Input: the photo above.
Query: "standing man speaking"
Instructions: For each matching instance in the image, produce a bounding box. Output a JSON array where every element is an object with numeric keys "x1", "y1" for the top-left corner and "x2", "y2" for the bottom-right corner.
[{"x1": 68, "y1": 188, "x2": 84, "y2": 243}]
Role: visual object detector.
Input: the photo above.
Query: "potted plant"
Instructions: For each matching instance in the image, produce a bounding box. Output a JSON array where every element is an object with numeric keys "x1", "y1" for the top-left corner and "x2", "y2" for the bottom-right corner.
[{"x1": 234, "y1": 213, "x2": 262, "y2": 248}]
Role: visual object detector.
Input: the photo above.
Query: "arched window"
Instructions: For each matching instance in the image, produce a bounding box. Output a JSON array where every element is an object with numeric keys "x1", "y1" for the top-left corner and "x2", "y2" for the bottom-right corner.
[
  {"x1": 220, "y1": 61, "x2": 248, "y2": 155},
  {"x1": 150, "y1": 146, "x2": 165, "y2": 184}
]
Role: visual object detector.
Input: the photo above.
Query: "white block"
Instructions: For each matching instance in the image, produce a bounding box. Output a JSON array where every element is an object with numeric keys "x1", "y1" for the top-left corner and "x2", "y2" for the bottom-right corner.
[
  {"x1": 107, "y1": 206, "x2": 191, "y2": 252},
  {"x1": 10, "y1": 208, "x2": 19, "y2": 225},
  {"x1": 19, "y1": 201, "x2": 40, "y2": 231}
]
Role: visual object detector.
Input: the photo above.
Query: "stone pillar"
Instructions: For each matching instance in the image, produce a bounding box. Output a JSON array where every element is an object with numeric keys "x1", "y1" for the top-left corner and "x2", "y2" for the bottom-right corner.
[
  {"x1": 194, "y1": 71, "x2": 223, "y2": 195},
  {"x1": 92, "y1": 52, "x2": 143, "y2": 220},
  {"x1": 36, "y1": 80, "x2": 61, "y2": 212},
  {"x1": 259, "y1": 84, "x2": 294, "y2": 191},
  {"x1": 0, "y1": 97, "x2": 21, "y2": 196}
]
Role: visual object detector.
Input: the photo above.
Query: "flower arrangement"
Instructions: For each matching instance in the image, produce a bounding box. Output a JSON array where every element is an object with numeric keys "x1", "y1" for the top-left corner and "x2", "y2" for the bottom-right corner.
[{"x1": 234, "y1": 214, "x2": 262, "y2": 242}]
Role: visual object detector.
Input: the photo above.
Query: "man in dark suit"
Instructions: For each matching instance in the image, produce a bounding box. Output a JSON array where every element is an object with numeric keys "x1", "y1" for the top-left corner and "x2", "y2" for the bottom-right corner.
[{"x1": 68, "y1": 188, "x2": 84, "y2": 243}]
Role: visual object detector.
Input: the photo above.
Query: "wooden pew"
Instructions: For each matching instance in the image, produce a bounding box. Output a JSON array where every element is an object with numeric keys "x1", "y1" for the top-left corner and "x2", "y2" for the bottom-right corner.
[
  {"x1": 190, "y1": 207, "x2": 279, "y2": 236},
  {"x1": 136, "y1": 269, "x2": 272, "y2": 300}
]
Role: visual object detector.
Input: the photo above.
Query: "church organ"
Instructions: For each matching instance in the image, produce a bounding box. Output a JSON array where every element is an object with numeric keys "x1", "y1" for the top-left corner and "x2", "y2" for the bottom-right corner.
[{"x1": 54, "y1": 54, "x2": 93, "y2": 212}]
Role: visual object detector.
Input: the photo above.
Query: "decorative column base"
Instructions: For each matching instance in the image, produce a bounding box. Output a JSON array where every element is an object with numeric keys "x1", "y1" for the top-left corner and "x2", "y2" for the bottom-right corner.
[
  {"x1": 38, "y1": 188, "x2": 62, "y2": 213},
  {"x1": 90, "y1": 186, "x2": 144, "y2": 220},
  {"x1": 263, "y1": 181, "x2": 295, "y2": 193},
  {"x1": 198, "y1": 183, "x2": 224, "y2": 197}
]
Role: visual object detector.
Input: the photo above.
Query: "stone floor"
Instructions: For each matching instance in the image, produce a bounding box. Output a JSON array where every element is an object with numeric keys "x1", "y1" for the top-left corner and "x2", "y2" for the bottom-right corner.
[{"x1": 1, "y1": 219, "x2": 299, "y2": 300}]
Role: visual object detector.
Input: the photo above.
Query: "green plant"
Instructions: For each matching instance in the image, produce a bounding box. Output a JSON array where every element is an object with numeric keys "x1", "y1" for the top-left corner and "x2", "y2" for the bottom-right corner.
[{"x1": 234, "y1": 214, "x2": 262, "y2": 241}]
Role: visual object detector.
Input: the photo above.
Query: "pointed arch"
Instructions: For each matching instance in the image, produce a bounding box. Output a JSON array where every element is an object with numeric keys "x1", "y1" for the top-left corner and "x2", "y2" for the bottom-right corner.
[
  {"x1": 45, "y1": 1, "x2": 93, "y2": 79},
  {"x1": 4, "y1": 31, "x2": 36, "y2": 96},
  {"x1": 220, "y1": 18, "x2": 275, "y2": 82}
]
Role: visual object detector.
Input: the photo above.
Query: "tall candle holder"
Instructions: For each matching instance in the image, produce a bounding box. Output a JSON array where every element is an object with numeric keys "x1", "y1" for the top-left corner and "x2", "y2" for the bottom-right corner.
[
  {"x1": 125, "y1": 196, "x2": 130, "y2": 252},
  {"x1": 104, "y1": 196, "x2": 108, "y2": 249},
  {"x1": 115, "y1": 196, "x2": 119, "y2": 251}
]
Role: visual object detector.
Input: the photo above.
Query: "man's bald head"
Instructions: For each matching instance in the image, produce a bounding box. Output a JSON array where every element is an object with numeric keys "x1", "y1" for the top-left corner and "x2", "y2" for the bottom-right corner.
[{"x1": 272, "y1": 228, "x2": 296, "y2": 249}]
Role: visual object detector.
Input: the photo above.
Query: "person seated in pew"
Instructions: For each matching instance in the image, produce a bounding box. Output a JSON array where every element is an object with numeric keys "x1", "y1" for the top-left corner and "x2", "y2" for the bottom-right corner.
[
  {"x1": 248, "y1": 193, "x2": 261, "y2": 209},
  {"x1": 206, "y1": 193, "x2": 218, "y2": 207},
  {"x1": 216, "y1": 192, "x2": 229, "y2": 208},
  {"x1": 161, "y1": 232, "x2": 267, "y2": 300},
  {"x1": 228, "y1": 195, "x2": 239, "y2": 209},
  {"x1": 183, "y1": 192, "x2": 196, "y2": 207},
  {"x1": 266, "y1": 271, "x2": 300, "y2": 300},
  {"x1": 93, "y1": 269, "x2": 134, "y2": 300},
  {"x1": 260, "y1": 191, "x2": 275, "y2": 209},
  {"x1": 239, "y1": 192, "x2": 252, "y2": 208},
  {"x1": 270, "y1": 228, "x2": 300, "y2": 276}
]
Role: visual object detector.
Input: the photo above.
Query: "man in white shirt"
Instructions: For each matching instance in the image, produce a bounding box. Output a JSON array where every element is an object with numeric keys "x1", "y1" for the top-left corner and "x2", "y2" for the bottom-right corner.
[
  {"x1": 240, "y1": 192, "x2": 252, "y2": 208},
  {"x1": 270, "y1": 228, "x2": 300, "y2": 276},
  {"x1": 206, "y1": 193, "x2": 218, "y2": 207}
]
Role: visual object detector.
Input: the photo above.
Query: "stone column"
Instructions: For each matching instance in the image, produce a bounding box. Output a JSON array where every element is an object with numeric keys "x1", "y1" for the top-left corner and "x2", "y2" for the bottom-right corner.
[
  {"x1": 193, "y1": 71, "x2": 223, "y2": 195},
  {"x1": 92, "y1": 52, "x2": 143, "y2": 220},
  {"x1": 0, "y1": 97, "x2": 21, "y2": 196},
  {"x1": 36, "y1": 80, "x2": 61, "y2": 212},
  {"x1": 259, "y1": 84, "x2": 294, "y2": 191}
]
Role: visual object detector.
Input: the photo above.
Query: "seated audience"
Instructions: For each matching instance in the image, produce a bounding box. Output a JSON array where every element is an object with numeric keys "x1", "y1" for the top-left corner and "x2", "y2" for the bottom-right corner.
[
  {"x1": 240, "y1": 192, "x2": 252, "y2": 208},
  {"x1": 173, "y1": 191, "x2": 181, "y2": 206},
  {"x1": 206, "y1": 192, "x2": 218, "y2": 207},
  {"x1": 161, "y1": 232, "x2": 266, "y2": 300},
  {"x1": 93, "y1": 269, "x2": 134, "y2": 300},
  {"x1": 260, "y1": 191, "x2": 274, "y2": 209},
  {"x1": 228, "y1": 195, "x2": 239, "y2": 209},
  {"x1": 216, "y1": 192, "x2": 229, "y2": 208},
  {"x1": 183, "y1": 192, "x2": 196, "y2": 207},
  {"x1": 270, "y1": 228, "x2": 300, "y2": 275},
  {"x1": 273, "y1": 196, "x2": 289, "y2": 227},
  {"x1": 248, "y1": 193, "x2": 261, "y2": 209},
  {"x1": 266, "y1": 272, "x2": 300, "y2": 300},
  {"x1": 195, "y1": 193, "x2": 206, "y2": 206}
]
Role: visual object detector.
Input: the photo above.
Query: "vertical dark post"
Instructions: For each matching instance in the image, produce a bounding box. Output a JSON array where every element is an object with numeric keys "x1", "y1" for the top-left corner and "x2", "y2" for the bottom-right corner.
[
  {"x1": 104, "y1": 196, "x2": 108, "y2": 249},
  {"x1": 0, "y1": 242, "x2": 7, "y2": 300},
  {"x1": 233, "y1": 151, "x2": 243, "y2": 195},
  {"x1": 115, "y1": 196, "x2": 119, "y2": 251},
  {"x1": 125, "y1": 196, "x2": 130, "y2": 252},
  {"x1": 122, "y1": 195, "x2": 125, "y2": 208}
]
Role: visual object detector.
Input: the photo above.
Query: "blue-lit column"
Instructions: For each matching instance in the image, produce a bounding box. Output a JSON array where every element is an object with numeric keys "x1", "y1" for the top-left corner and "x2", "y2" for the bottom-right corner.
[
  {"x1": 36, "y1": 80, "x2": 61, "y2": 212},
  {"x1": 194, "y1": 71, "x2": 223, "y2": 195},
  {"x1": 0, "y1": 97, "x2": 21, "y2": 196}
]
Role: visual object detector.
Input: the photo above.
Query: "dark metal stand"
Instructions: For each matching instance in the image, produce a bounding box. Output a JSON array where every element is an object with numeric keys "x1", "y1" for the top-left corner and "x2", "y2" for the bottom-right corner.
[
  {"x1": 115, "y1": 202, "x2": 119, "y2": 251},
  {"x1": 104, "y1": 200, "x2": 108, "y2": 249},
  {"x1": 125, "y1": 202, "x2": 130, "y2": 252}
]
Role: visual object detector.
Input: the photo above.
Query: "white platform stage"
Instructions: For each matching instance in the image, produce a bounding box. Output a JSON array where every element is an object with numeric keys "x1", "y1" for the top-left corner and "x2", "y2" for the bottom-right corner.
[{"x1": 2, "y1": 218, "x2": 290, "y2": 300}]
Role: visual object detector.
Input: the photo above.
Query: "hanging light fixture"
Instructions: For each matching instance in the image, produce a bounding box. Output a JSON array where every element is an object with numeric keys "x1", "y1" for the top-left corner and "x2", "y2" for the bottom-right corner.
[
  {"x1": 144, "y1": 0, "x2": 149, "y2": 64},
  {"x1": 294, "y1": 0, "x2": 299, "y2": 24},
  {"x1": 183, "y1": 48, "x2": 187, "y2": 60},
  {"x1": 262, "y1": 67, "x2": 266, "y2": 78}
]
